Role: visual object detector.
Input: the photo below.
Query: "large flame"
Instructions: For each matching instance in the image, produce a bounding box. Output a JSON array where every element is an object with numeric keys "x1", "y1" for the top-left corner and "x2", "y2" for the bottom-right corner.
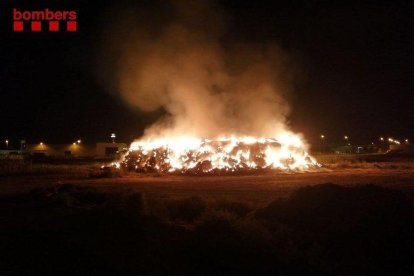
[{"x1": 115, "y1": 132, "x2": 319, "y2": 174}]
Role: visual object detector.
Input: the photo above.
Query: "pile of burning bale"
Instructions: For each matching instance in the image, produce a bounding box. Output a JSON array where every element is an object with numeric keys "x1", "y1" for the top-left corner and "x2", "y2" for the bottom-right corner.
[{"x1": 117, "y1": 138, "x2": 317, "y2": 174}]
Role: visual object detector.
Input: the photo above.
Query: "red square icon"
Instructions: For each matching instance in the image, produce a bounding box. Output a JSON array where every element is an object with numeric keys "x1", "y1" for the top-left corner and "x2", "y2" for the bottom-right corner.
[
  {"x1": 13, "y1": 21, "x2": 23, "y2": 31},
  {"x1": 67, "y1": 21, "x2": 77, "y2": 31},
  {"x1": 31, "y1": 21, "x2": 41, "y2": 31},
  {"x1": 49, "y1": 21, "x2": 59, "y2": 31}
]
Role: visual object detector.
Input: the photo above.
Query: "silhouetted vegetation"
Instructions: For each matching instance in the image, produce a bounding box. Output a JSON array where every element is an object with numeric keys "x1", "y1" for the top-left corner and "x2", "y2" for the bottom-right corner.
[
  {"x1": 213, "y1": 200, "x2": 253, "y2": 217},
  {"x1": 0, "y1": 183, "x2": 413, "y2": 275},
  {"x1": 166, "y1": 196, "x2": 207, "y2": 222}
]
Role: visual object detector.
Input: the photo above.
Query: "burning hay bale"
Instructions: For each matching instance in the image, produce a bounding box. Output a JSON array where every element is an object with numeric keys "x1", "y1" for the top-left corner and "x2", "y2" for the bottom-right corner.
[{"x1": 115, "y1": 136, "x2": 319, "y2": 174}]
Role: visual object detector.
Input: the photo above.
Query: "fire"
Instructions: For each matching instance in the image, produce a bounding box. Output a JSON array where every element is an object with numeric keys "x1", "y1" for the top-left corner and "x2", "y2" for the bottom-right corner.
[{"x1": 115, "y1": 133, "x2": 319, "y2": 174}]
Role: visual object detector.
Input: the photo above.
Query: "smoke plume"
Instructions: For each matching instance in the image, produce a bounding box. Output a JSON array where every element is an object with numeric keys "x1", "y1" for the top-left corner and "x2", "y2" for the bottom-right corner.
[{"x1": 102, "y1": 0, "x2": 297, "y2": 140}]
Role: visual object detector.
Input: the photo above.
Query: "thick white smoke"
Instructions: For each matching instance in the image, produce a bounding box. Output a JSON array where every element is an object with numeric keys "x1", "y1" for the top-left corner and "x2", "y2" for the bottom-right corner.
[{"x1": 102, "y1": 1, "x2": 299, "y2": 141}]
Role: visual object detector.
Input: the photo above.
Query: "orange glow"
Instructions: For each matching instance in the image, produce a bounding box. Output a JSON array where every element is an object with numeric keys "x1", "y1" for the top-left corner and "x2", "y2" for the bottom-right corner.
[{"x1": 117, "y1": 133, "x2": 319, "y2": 173}]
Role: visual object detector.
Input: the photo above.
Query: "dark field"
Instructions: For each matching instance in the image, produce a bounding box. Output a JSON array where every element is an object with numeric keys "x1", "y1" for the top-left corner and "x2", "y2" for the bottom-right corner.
[{"x1": 1, "y1": 161, "x2": 414, "y2": 275}]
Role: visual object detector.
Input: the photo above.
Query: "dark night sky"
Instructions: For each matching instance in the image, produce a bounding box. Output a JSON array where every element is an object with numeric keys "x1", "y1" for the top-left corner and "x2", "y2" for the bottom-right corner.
[{"x1": 1, "y1": 0, "x2": 414, "y2": 147}]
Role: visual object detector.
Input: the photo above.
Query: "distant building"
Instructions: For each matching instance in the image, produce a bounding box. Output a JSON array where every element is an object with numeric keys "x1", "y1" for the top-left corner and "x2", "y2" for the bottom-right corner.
[
  {"x1": 388, "y1": 144, "x2": 414, "y2": 154},
  {"x1": 96, "y1": 143, "x2": 127, "y2": 157},
  {"x1": 26, "y1": 142, "x2": 128, "y2": 158}
]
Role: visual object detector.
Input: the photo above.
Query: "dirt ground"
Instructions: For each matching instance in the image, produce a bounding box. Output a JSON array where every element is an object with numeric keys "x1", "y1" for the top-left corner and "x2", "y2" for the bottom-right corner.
[
  {"x1": 1, "y1": 164, "x2": 414, "y2": 275},
  {"x1": 2, "y1": 165, "x2": 414, "y2": 204}
]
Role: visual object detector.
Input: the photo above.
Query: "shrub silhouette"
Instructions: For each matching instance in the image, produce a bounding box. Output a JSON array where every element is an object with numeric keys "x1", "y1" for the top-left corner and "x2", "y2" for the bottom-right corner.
[
  {"x1": 166, "y1": 196, "x2": 207, "y2": 222},
  {"x1": 256, "y1": 183, "x2": 414, "y2": 275},
  {"x1": 213, "y1": 199, "x2": 253, "y2": 217}
]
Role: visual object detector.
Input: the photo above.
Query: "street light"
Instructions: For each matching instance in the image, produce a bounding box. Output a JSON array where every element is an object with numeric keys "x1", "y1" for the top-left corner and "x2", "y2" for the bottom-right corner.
[
  {"x1": 5, "y1": 140, "x2": 8, "y2": 149},
  {"x1": 111, "y1": 133, "x2": 116, "y2": 143},
  {"x1": 380, "y1": 137, "x2": 384, "y2": 141},
  {"x1": 320, "y1": 134, "x2": 325, "y2": 139},
  {"x1": 77, "y1": 139, "x2": 81, "y2": 144},
  {"x1": 344, "y1": 135, "x2": 349, "y2": 140},
  {"x1": 20, "y1": 140, "x2": 26, "y2": 151}
]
